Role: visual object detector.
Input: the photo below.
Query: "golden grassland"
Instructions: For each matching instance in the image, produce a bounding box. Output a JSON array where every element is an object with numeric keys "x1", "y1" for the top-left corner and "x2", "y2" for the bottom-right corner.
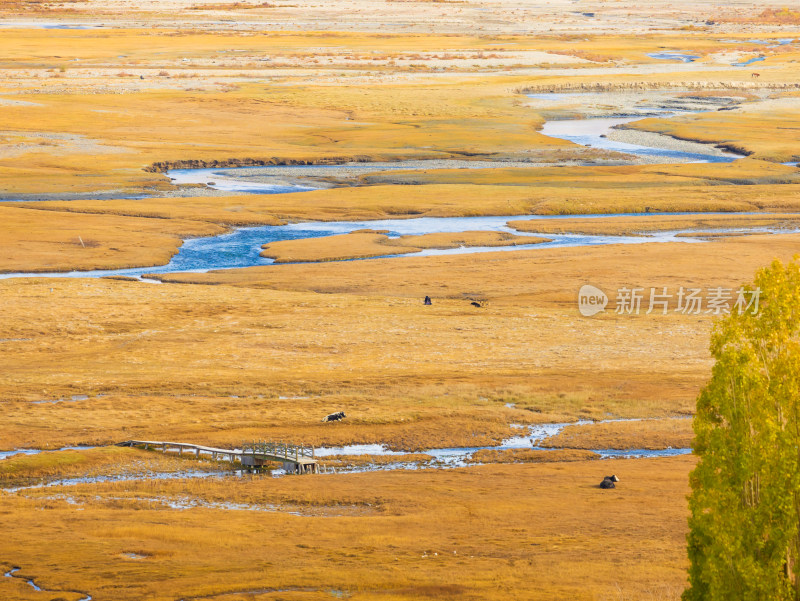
[
  {"x1": 3, "y1": 16, "x2": 800, "y2": 600},
  {"x1": 151, "y1": 231, "x2": 800, "y2": 306},
  {"x1": 5, "y1": 175, "x2": 800, "y2": 275},
  {"x1": 0, "y1": 274, "x2": 708, "y2": 451},
  {"x1": 509, "y1": 213, "x2": 800, "y2": 236},
  {"x1": 0, "y1": 205, "x2": 224, "y2": 272},
  {"x1": 468, "y1": 448, "x2": 599, "y2": 464},
  {"x1": 261, "y1": 232, "x2": 419, "y2": 262},
  {"x1": 0, "y1": 28, "x2": 552, "y2": 195},
  {"x1": 15, "y1": 176, "x2": 800, "y2": 224},
  {"x1": 624, "y1": 99, "x2": 800, "y2": 162},
  {"x1": 260, "y1": 231, "x2": 545, "y2": 263},
  {"x1": 387, "y1": 231, "x2": 546, "y2": 249},
  {"x1": 719, "y1": 7, "x2": 800, "y2": 24},
  {"x1": 13, "y1": 180, "x2": 778, "y2": 225},
  {"x1": 321, "y1": 453, "x2": 434, "y2": 468},
  {"x1": 0, "y1": 446, "x2": 221, "y2": 485},
  {"x1": 359, "y1": 159, "x2": 800, "y2": 188},
  {"x1": 0, "y1": 0, "x2": 795, "y2": 36},
  {"x1": 674, "y1": 231, "x2": 754, "y2": 238},
  {"x1": 0, "y1": 27, "x2": 797, "y2": 196},
  {"x1": 540, "y1": 419, "x2": 694, "y2": 451},
  {"x1": 0, "y1": 230, "x2": 788, "y2": 452},
  {"x1": 0, "y1": 457, "x2": 694, "y2": 601}
]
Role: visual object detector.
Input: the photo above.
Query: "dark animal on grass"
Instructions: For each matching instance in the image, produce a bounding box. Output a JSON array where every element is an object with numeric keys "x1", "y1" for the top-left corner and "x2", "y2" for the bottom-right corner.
[
  {"x1": 424, "y1": 295, "x2": 432, "y2": 305},
  {"x1": 471, "y1": 301, "x2": 482, "y2": 308},
  {"x1": 599, "y1": 475, "x2": 619, "y2": 489},
  {"x1": 322, "y1": 411, "x2": 346, "y2": 423}
]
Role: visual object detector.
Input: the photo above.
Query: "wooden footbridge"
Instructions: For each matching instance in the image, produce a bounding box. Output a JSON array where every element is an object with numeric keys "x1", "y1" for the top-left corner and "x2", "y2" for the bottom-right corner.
[{"x1": 117, "y1": 440, "x2": 319, "y2": 474}]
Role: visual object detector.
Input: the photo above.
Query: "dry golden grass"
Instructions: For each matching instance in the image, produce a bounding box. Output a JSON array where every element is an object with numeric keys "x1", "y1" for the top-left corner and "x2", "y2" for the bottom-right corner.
[
  {"x1": 261, "y1": 231, "x2": 544, "y2": 263},
  {"x1": 0, "y1": 205, "x2": 223, "y2": 272},
  {"x1": 0, "y1": 456, "x2": 694, "y2": 601},
  {"x1": 673, "y1": 231, "x2": 754, "y2": 238},
  {"x1": 3, "y1": 18, "x2": 800, "y2": 601},
  {"x1": 21, "y1": 178, "x2": 800, "y2": 233},
  {"x1": 719, "y1": 7, "x2": 800, "y2": 24},
  {"x1": 0, "y1": 274, "x2": 708, "y2": 451},
  {"x1": 262, "y1": 232, "x2": 418, "y2": 262},
  {"x1": 469, "y1": 448, "x2": 599, "y2": 463},
  {"x1": 390, "y1": 230, "x2": 545, "y2": 249},
  {"x1": 13, "y1": 182, "x2": 766, "y2": 226},
  {"x1": 15, "y1": 194, "x2": 295, "y2": 225},
  {"x1": 188, "y1": 1, "x2": 275, "y2": 8},
  {"x1": 624, "y1": 106, "x2": 800, "y2": 163},
  {"x1": 541, "y1": 419, "x2": 694, "y2": 451},
  {"x1": 0, "y1": 0, "x2": 79, "y2": 10},
  {"x1": 360, "y1": 159, "x2": 800, "y2": 188},
  {"x1": 509, "y1": 213, "x2": 800, "y2": 236},
  {"x1": 0, "y1": 28, "x2": 577, "y2": 196},
  {"x1": 0, "y1": 572, "x2": 84, "y2": 601},
  {"x1": 152, "y1": 231, "x2": 800, "y2": 307},
  {"x1": 321, "y1": 453, "x2": 434, "y2": 468},
  {"x1": 0, "y1": 446, "x2": 221, "y2": 485},
  {"x1": 0, "y1": 28, "x2": 796, "y2": 198}
]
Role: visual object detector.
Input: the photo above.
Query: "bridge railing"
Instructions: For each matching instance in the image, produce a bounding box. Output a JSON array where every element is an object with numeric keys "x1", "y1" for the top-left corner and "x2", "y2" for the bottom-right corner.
[{"x1": 242, "y1": 440, "x2": 315, "y2": 460}]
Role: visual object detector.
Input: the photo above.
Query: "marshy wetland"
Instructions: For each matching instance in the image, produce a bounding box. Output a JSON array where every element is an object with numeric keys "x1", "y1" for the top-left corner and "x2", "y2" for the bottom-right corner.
[{"x1": 2, "y1": 0, "x2": 800, "y2": 599}]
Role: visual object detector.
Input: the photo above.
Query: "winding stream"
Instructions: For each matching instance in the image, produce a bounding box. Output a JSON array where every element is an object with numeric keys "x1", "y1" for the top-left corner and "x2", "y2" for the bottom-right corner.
[
  {"x1": 170, "y1": 94, "x2": 744, "y2": 196},
  {"x1": 0, "y1": 92, "x2": 773, "y2": 281},
  {"x1": 0, "y1": 445, "x2": 95, "y2": 461},
  {"x1": 0, "y1": 212, "x2": 725, "y2": 280},
  {"x1": 540, "y1": 116, "x2": 739, "y2": 162},
  {"x1": 1, "y1": 418, "x2": 692, "y2": 489},
  {"x1": 310, "y1": 417, "x2": 692, "y2": 475},
  {"x1": 3, "y1": 567, "x2": 92, "y2": 601}
]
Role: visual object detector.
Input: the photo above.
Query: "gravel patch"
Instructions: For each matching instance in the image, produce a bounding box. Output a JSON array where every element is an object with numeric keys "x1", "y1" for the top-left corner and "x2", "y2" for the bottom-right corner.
[
  {"x1": 215, "y1": 159, "x2": 589, "y2": 179},
  {"x1": 605, "y1": 128, "x2": 736, "y2": 159}
]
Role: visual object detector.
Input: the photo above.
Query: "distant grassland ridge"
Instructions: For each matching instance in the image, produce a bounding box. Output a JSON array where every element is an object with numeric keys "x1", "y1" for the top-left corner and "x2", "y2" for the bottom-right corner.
[
  {"x1": 718, "y1": 8, "x2": 800, "y2": 24},
  {"x1": 144, "y1": 155, "x2": 405, "y2": 174},
  {"x1": 517, "y1": 82, "x2": 800, "y2": 94}
]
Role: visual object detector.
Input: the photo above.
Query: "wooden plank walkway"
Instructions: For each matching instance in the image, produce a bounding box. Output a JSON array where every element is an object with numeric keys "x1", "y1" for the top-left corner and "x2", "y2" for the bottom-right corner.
[{"x1": 117, "y1": 440, "x2": 318, "y2": 474}]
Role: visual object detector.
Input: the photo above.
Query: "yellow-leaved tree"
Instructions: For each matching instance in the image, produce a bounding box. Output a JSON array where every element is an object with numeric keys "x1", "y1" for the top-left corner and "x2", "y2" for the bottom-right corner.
[{"x1": 685, "y1": 258, "x2": 800, "y2": 600}]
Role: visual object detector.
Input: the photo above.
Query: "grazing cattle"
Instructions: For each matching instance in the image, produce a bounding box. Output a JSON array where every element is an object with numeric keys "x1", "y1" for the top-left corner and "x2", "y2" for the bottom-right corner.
[
  {"x1": 751, "y1": 72, "x2": 760, "y2": 79},
  {"x1": 424, "y1": 295, "x2": 432, "y2": 305},
  {"x1": 470, "y1": 301, "x2": 482, "y2": 308},
  {"x1": 599, "y1": 475, "x2": 620, "y2": 489},
  {"x1": 322, "y1": 411, "x2": 346, "y2": 423}
]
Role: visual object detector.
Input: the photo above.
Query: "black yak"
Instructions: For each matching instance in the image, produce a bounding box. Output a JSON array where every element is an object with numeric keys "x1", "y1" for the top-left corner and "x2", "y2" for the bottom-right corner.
[{"x1": 599, "y1": 475, "x2": 619, "y2": 489}]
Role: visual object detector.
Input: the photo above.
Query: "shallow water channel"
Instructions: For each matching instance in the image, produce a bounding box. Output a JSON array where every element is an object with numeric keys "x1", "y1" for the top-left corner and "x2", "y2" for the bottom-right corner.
[
  {"x1": 1, "y1": 418, "x2": 692, "y2": 491},
  {"x1": 1, "y1": 211, "x2": 731, "y2": 280},
  {"x1": 310, "y1": 417, "x2": 692, "y2": 475},
  {"x1": 1, "y1": 92, "x2": 777, "y2": 281},
  {"x1": 3, "y1": 567, "x2": 92, "y2": 601}
]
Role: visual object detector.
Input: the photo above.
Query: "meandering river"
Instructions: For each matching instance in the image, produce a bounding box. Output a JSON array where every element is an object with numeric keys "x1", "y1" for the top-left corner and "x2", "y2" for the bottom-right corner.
[{"x1": 1, "y1": 93, "x2": 772, "y2": 281}]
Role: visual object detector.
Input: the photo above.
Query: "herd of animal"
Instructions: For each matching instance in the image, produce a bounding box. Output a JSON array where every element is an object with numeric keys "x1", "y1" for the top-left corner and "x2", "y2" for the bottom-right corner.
[{"x1": 423, "y1": 296, "x2": 483, "y2": 308}]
